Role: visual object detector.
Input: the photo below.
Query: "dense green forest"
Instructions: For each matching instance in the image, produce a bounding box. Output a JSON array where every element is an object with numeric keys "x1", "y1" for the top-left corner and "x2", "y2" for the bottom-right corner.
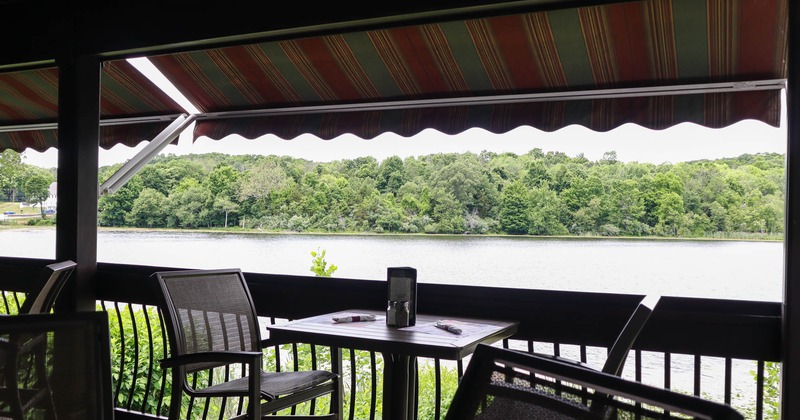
[
  {"x1": 86, "y1": 149, "x2": 784, "y2": 238},
  {"x1": 0, "y1": 148, "x2": 786, "y2": 237}
]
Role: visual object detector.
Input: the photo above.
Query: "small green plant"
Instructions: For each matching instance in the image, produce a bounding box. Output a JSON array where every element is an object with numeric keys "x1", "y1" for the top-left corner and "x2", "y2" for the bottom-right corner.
[
  {"x1": 310, "y1": 248, "x2": 338, "y2": 277},
  {"x1": 758, "y1": 362, "x2": 781, "y2": 420},
  {"x1": 736, "y1": 361, "x2": 782, "y2": 419}
]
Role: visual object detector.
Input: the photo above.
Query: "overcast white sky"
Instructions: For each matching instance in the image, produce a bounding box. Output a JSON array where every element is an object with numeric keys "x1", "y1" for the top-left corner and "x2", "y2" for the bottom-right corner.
[{"x1": 20, "y1": 116, "x2": 787, "y2": 169}]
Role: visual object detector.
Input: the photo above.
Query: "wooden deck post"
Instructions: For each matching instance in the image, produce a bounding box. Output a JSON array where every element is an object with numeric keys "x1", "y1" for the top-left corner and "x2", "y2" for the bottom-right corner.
[
  {"x1": 782, "y1": 0, "x2": 800, "y2": 417},
  {"x1": 55, "y1": 26, "x2": 100, "y2": 312}
]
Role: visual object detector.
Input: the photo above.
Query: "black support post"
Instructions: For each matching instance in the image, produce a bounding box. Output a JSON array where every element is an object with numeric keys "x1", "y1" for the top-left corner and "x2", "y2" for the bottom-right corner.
[
  {"x1": 783, "y1": 1, "x2": 799, "y2": 418},
  {"x1": 55, "y1": 49, "x2": 100, "y2": 312}
]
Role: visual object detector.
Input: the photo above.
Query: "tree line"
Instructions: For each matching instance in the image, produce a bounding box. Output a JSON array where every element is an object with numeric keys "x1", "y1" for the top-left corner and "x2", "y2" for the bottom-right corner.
[
  {"x1": 0, "y1": 150, "x2": 56, "y2": 217},
  {"x1": 87, "y1": 148, "x2": 784, "y2": 238}
]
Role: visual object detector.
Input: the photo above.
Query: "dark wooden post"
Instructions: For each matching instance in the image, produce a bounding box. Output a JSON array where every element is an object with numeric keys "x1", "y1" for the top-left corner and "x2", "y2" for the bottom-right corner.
[
  {"x1": 49, "y1": 20, "x2": 102, "y2": 418},
  {"x1": 55, "y1": 42, "x2": 100, "y2": 312},
  {"x1": 783, "y1": 0, "x2": 800, "y2": 417}
]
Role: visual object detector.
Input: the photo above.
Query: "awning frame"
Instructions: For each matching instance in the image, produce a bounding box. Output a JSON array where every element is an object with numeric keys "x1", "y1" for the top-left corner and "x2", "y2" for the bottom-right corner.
[
  {"x1": 194, "y1": 79, "x2": 787, "y2": 120},
  {"x1": 98, "y1": 113, "x2": 195, "y2": 196},
  {"x1": 0, "y1": 114, "x2": 185, "y2": 134},
  {"x1": 0, "y1": 78, "x2": 782, "y2": 136}
]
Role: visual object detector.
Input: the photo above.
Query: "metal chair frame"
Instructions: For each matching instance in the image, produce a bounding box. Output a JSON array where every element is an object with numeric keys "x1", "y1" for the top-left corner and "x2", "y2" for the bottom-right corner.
[
  {"x1": 20, "y1": 260, "x2": 77, "y2": 315},
  {"x1": 0, "y1": 311, "x2": 113, "y2": 420},
  {"x1": 446, "y1": 343, "x2": 744, "y2": 420},
  {"x1": 154, "y1": 268, "x2": 341, "y2": 419},
  {"x1": 538, "y1": 295, "x2": 661, "y2": 377},
  {"x1": 0, "y1": 260, "x2": 77, "y2": 419}
]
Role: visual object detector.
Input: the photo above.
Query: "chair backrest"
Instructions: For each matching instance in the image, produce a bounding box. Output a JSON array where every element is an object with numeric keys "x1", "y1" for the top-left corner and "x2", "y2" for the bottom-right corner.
[
  {"x1": 446, "y1": 344, "x2": 743, "y2": 420},
  {"x1": 20, "y1": 260, "x2": 77, "y2": 314},
  {"x1": 153, "y1": 268, "x2": 262, "y2": 373},
  {"x1": 601, "y1": 294, "x2": 660, "y2": 376},
  {"x1": 0, "y1": 311, "x2": 114, "y2": 419}
]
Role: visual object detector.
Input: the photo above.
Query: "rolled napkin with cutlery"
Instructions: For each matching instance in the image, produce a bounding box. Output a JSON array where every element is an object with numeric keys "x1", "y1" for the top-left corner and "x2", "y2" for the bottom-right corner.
[
  {"x1": 435, "y1": 320, "x2": 462, "y2": 335},
  {"x1": 332, "y1": 313, "x2": 377, "y2": 323}
]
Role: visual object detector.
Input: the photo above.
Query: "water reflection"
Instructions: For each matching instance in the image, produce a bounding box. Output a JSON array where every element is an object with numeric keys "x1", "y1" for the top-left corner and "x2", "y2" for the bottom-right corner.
[{"x1": 0, "y1": 228, "x2": 782, "y2": 301}]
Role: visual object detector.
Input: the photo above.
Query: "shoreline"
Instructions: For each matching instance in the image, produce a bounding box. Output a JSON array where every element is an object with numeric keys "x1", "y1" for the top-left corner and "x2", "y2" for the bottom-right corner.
[{"x1": 0, "y1": 224, "x2": 783, "y2": 243}]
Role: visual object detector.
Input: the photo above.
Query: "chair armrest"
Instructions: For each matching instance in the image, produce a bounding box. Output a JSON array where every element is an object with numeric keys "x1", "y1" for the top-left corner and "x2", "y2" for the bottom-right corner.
[
  {"x1": 160, "y1": 351, "x2": 262, "y2": 369},
  {"x1": 0, "y1": 332, "x2": 46, "y2": 353},
  {"x1": 17, "y1": 335, "x2": 46, "y2": 355}
]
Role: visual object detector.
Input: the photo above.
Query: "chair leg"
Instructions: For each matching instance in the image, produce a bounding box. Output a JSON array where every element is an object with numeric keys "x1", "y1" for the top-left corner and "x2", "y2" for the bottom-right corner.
[
  {"x1": 35, "y1": 346, "x2": 57, "y2": 419},
  {"x1": 169, "y1": 370, "x2": 183, "y2": 420},
  {"x1": 248, "y1": 363, "x2": 261, "y2": 419}
]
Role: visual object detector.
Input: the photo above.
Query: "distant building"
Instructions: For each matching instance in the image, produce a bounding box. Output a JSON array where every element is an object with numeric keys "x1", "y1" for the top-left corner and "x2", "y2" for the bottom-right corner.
[{"x1": 43, "y1": 182, "x2": 57, "y2": 210}]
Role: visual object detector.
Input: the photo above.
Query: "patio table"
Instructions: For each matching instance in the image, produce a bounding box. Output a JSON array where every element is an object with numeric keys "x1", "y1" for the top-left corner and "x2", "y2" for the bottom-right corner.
[{"x1": 266, "y1": 309, "x2": 518, "y2": 420}]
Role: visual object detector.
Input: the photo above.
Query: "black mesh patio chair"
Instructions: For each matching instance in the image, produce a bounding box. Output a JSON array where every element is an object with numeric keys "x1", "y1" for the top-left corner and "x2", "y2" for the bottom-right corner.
[
  {"x1": 153, "y1": 268, "x2": 340, "y2": 419},
  {"x1": 0, "y1": 311, "x2": 114, "y2": 420},
  {"x1": 445, "y1": 343, "x2": 744, "y2": 420},
  {"x1": 538, "y1": 295, "x2": 661, "y2": 376},
  {"x1": 0, "y1": 260, "x2": 77, "y2": 418},
  {"x1": 17, "y1": 260, "x2": 77, "y2": 315}
]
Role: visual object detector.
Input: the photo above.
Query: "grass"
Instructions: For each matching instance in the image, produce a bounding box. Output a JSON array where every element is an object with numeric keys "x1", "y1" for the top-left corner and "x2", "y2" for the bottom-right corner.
[
  {"x1": 0, "y1": 201, "x2": 40, "y2": 215},
  {"x1": 0, "y1": 201, "x2": 46, "y2": 226}
]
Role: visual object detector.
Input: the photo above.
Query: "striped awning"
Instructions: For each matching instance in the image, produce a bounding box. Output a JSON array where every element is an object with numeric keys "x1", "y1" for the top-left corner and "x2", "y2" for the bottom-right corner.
[
  {"x1": 0, "y1": 0, "x2": 788, "y2": 151},
  {"x1": 0, "y1": 62, "x2": 184, "y2": 152}
]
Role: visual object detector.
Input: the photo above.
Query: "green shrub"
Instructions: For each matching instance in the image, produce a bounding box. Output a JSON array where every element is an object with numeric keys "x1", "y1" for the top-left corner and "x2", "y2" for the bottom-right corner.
[
  {"x1": 0, "y1": 291, "x2": 24, "y2": 314},
  {"x1": 278, "y1": 343, "x2": 458, "y2": 419},
  {"x1": 416, "y1": 361, "x2": 459, "y2": 419},
  {"x1": 763, "y1": 362, "x2": 782, "y2": 419},
  {"x1": 104, "y1": 304, "x2": 172, "y2": 416}
]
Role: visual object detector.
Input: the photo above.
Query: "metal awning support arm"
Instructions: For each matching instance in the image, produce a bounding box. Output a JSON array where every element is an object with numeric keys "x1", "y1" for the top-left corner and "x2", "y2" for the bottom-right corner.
[
  {"x1": 195, "y1": 79, "x2": 787, "y2": 120},
  {"x1": 0, "y1": 80, "x2": 785, "y2": 134},
  {"x1": 98, "y1": 113, "x2": 195, "y2": 196}
]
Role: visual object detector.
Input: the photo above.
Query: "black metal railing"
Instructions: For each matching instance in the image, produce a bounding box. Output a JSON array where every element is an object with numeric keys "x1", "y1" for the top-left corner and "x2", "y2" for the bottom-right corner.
[
  {"x1": 0, "y1": 259, "x2": 783, "y2": 420},
  {"x1": 92, "y1": 262, "x2": 780, "y2": 420},
  {"x1": 94, "y1": 300, "x2": 778, "y2": 420}
]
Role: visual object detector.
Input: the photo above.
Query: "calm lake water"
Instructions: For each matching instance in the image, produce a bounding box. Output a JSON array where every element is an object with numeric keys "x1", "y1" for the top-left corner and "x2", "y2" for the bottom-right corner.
[{"x1": 1, "y1": 227, "x2": 784, "y2": 302}]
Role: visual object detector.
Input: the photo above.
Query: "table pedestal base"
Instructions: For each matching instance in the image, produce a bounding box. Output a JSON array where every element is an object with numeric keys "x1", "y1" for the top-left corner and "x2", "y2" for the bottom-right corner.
[{"x1": 383, "y1": 353, "x2": 417, "y2": 420}]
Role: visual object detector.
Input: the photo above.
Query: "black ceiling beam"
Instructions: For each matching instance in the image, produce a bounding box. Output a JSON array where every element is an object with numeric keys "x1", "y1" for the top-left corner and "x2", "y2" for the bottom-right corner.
[{"x1": 0, "y1": 0, "x2": 642, "y2": 68}]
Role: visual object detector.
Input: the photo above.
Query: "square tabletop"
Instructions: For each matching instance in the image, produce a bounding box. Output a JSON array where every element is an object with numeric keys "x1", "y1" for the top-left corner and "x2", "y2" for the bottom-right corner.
[{"x1": 266, "y1": 309, "x2": 518, "y2": 360}]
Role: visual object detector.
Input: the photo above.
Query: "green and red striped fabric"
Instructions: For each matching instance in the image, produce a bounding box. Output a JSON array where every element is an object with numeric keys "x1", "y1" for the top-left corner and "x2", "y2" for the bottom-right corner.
[
  {"x1": 0, "y1": 67, "x2": 58, "y2": 126},
  {"x1": 157, "y1": 0, "x2": 786, "y2": 141},
  {"x1": 0, "y1": 0, "x2": 789, "y2": 150},
  {"x1": 0, "y1": 61, "x2": 183, "y2": 152}
]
